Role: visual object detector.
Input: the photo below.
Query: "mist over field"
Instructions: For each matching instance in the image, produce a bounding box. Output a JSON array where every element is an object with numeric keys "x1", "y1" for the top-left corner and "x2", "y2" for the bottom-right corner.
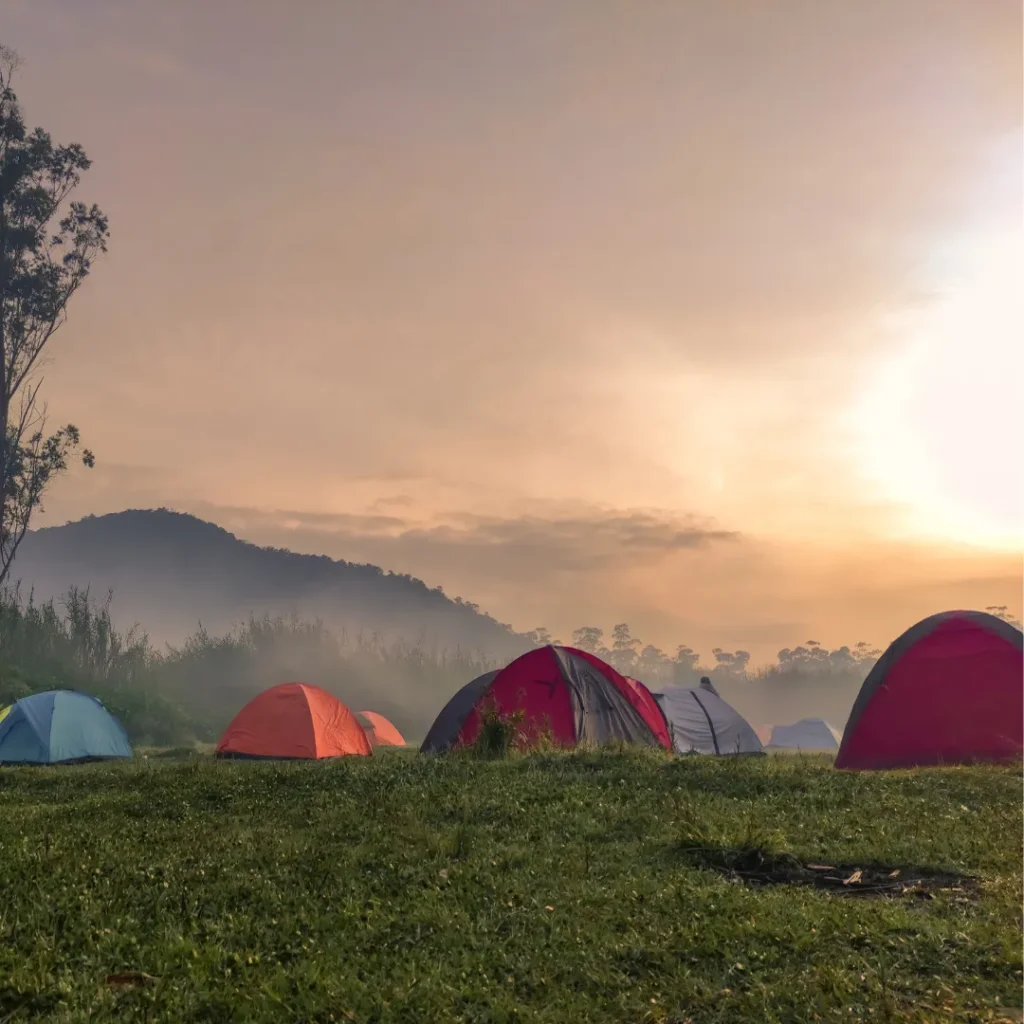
[{"x1": 2, "y1": 508, "x2": 948, "y2": 746}]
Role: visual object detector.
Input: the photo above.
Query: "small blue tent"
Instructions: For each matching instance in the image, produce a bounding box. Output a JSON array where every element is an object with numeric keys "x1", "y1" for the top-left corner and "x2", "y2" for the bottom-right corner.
[{"x1": 0, "y1": 691, "x2": 133, "y2": 765}]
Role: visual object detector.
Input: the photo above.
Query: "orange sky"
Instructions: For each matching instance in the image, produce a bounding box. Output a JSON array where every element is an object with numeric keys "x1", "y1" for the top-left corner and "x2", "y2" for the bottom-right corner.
[{"x1": 3, "y1": 0, "x2": 1021, "y2": 660}]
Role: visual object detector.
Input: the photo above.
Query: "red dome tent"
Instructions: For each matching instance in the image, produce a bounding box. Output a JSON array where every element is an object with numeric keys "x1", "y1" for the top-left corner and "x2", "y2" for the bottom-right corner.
[
  {"x1": 356, "y1": 711, "x2": 406, "y2": 747},
  {"x1": 420, "y1": 646, "x2": 671, "y2": 753},
  {"x1": 836, "y1": 610, "x2": 1023, "y2": 770},
  {"x1": 217, "y1": 682, "x2": 372, "y2": 759}
]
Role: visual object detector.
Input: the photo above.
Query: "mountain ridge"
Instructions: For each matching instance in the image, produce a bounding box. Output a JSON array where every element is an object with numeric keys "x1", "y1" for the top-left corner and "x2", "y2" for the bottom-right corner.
[{"x1": 12, "y1": 508, "x2": 532, "y2": 657}]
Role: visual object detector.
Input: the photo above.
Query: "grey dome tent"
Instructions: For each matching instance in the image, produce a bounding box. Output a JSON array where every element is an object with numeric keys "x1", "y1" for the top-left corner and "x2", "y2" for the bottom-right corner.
[
  {"x1": 766, "y1": 718, "x2": 841, "y2": 751},
  {"x1": 653, "y1": 677, "x2": 764, "y2": 756}
]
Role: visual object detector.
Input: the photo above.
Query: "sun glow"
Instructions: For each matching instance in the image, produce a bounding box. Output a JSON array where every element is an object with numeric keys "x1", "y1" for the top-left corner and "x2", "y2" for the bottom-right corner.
[{"x1": 850, "y1": 209, "x2": 1023, "y2": 550}]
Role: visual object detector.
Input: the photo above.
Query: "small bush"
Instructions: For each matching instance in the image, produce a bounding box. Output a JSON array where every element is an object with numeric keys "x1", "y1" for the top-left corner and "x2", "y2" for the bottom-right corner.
[{"x1": 471, "y1": 699, "x2": 525, "y2": 759}]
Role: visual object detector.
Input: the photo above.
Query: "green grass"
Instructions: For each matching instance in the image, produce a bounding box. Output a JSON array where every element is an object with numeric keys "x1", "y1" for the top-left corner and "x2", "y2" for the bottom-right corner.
[{"x1": 0, "y1": 752, "x2": 1020, "y2": 1023}]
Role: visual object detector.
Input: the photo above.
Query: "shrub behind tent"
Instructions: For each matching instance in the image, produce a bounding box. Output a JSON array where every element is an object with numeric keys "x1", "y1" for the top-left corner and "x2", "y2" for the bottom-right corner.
[{"x1": 0, "y1": 690, "x2": 133, "y2": 765}]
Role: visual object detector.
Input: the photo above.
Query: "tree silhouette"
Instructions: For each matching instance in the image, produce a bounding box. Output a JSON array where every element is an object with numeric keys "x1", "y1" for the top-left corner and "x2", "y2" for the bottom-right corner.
[
  {"x1": 525, "y1": 627, "x2": 555, "y2": 647},
  {"x1": 571, "y1": 626, "x2": 605, "y2": 654},
  {"x1": 985, "y1": 605, "x2": 1022, "y2": 630},
  {"x1": 609, "y1": 622, "x2": 641, "y2": 674},
  {"x1": 0, "y1": 46, "x2": 108, "y2": 583},
  {"x1": 554, "y1": 623, "x2": 898, "y2": 691}
]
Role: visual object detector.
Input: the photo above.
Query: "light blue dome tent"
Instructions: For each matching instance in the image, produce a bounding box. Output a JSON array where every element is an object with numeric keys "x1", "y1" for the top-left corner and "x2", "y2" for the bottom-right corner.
[{"x1": 0, "y1": 690, "x2": 133, "y2": 765}]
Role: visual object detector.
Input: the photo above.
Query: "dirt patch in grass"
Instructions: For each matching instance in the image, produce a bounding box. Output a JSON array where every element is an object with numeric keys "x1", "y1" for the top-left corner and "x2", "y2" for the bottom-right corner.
[{"x1": 678, "y1": 843, "x2": 978, "y2": 900}]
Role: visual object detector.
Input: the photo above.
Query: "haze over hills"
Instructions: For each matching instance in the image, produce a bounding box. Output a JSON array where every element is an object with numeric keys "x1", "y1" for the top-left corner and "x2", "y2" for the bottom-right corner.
[
  {"x1": 10, "y1": 509, "x2": 533, "y2": 659},
  {"x1": 8, "y1": 511, "x2": 1021, "y2": 744}
]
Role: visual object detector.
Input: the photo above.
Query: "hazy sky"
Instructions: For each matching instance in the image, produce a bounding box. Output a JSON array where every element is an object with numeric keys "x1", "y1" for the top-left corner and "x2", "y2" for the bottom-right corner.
[{"x1": 3, "y1": 0, "x2": 1021, "y2": 659}]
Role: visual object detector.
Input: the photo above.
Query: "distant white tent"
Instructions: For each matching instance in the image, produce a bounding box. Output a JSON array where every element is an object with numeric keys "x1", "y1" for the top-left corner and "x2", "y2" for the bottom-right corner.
[
  {"x1": 653, "y1": 677, "x2": 764, "y2": 756},
  {"x1": 766, "y1": 718, "x2": 842, "y2": 751}
]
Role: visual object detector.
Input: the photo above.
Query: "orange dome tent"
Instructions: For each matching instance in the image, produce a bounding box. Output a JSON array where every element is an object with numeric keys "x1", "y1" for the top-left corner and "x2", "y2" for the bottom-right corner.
[
  {"x1": 216, "y1": 683, "x2": 372, "y2": 759},
  {"x1": 356, "y1": 711, "x2": 406, "y2": 747}
]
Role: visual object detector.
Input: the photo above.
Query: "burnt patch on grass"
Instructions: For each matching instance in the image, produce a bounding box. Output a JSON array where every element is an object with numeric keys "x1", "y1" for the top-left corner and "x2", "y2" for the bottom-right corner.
[{"x1": 676, "y1": 843, "x2": 978, "y2": 900}]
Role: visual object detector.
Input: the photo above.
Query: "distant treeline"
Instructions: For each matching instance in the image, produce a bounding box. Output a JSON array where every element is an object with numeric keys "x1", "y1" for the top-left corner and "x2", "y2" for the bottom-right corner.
[
  {"x1": 527, "y1": 623, "x2": 883, "y2": 687},
  {"x1": 1, "y1": 588, "x2": 1018, "y2": 748},
  {"x1": 525, "y1": 623, "x2": 887, "y2": 731}
]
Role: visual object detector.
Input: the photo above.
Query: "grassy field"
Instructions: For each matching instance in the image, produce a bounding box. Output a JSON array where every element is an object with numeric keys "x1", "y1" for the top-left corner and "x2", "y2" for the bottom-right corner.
[{"x1": 0, "y1": 751, "x2": 1020, "y2": 1023}]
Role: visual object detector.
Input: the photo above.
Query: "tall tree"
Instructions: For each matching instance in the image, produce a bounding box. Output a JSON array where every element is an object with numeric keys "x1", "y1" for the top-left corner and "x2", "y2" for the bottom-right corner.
[
  {"x1": 0, "y1": 47, "x2": 107, "y2": 584},
  {"x1": 525, "y1": 627, "x2": 556, "y2": 648},
  {"x1": 609, "y1": 622, "x2": 641, "y2": 674},
  {"x1": 670, "y1": 647, "x2": 700, "y2": 685},
  {"x1": 636, "y1": 644, "x2": 669, "y2": 685},
  {"x1": 571, "y1": 626, "x2": 605, "y2": 654}
]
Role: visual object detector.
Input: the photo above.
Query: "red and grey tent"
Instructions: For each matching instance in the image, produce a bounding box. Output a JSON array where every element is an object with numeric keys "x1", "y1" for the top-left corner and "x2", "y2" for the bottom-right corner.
[
  {"x1": 836, "y1": 610, "x2": 1023, "y2": 770},
  {"x1": 420, "y1": 646, "x2": 671, "y2": 753}
]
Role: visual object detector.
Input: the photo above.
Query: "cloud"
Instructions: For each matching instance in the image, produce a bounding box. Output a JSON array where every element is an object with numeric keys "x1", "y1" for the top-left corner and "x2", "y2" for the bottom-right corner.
[
  {"x1": 222, "y1": 508, "x2": 409, "y2": 536},
  {"x1": 177, "y1": 503, "x2": 740, "y2": 573},
  {"x1": 397, "y1": 512, "x2": 738, "y2": 571},
  {"x1": 41, "y1": 469, "x2": 739, "y2": 572}
]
